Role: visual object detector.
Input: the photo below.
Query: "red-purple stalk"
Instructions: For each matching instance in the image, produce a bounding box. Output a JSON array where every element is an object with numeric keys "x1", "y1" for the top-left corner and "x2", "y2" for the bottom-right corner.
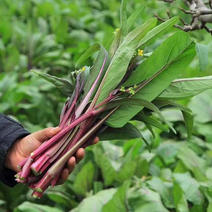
[
  {"x1": 30, "y1": 107, "x2": 104, "y2": 160},
  {"x1": 16, "y1": 54, "x2": 123, "y2": 198},
  {"x1": 75, "y1": 55, "x2": 107, "y2": 118},
  {"x1": 31, "y1": 132, "x2": 71, "y2": 174},
  {"x1": 34, "y1": 109, "x2": 116, "y2": 194},
  {"x1": 60, "y1": 76, "x2": 81, "y2": 127},
  {"x1": 20, "y1": 157, "x2": 33, "y2": 181}
]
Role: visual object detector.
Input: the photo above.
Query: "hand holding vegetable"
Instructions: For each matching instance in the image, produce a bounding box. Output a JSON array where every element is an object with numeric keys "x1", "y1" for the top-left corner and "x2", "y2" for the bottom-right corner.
[
  {"x1": 5, "y1": 127, "x2": 99, "y2": 185},
  {"x1": 15, "y1": 3, "x2": 197, "y2": 197}
]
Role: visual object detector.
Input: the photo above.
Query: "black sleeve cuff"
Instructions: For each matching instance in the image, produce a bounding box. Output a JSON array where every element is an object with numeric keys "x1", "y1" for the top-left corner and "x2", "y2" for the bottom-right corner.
[{"x1": 0, "y1": 115, "x2": 29, "y2": 186}]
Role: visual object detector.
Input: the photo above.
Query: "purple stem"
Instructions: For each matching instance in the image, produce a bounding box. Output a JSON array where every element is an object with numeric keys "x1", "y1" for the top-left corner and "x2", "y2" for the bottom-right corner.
[
  {"x1": 20, "y1": 157, "x2": 33, "y2": 181},
  {"x1": 39, "y1": 159, "x2": 51, "y2": 174},
  {"x1": 31, "y1": 154, "x2": 50, "y2": 175},
  {"x1": 17, "y1": 158, "x2": 27, "y2": 171},
  {"x1": 75, "y1": 56, "x2": 107, "y2": 118},
  {"x1": 31, "y1": 132, "x2": 72, "y2": 174},
  {"x1": 49, "y1": 132, "x2": 74, "y2": 163},
  {"x1": 30, "y1": 107, "x2": 104, "y2": 160},
  {"x1": 65, "y1": 118, "x2": 94, "y2": 152},
  {"x1": 37, "y1": 128, "x2": 80, "y2": 176},
  {"x1": 35, "y1": 128, "x2": 78, "y2": 174},
  {"x1": 28, "y1": 175, "x2": 42, "y2": 184},
  {"x1": 60, "y1": 77, "x2": 81, "y2": 128},
  {"x1": 32, "y1": 109, "x2": 117, "y2": 194},
  {"x1": 47, "y1": 108, "x2": 116, "y2": 177},
  {"x1": 51, "y1": 171, "x2": 61, "y2": 187},
  {"x1": 59, "y1": 99, "x2": 69, "y2": 124},
  {"x1": 34, "y1": 172, "x2": 53, "y2": 193},
  {"x1": 32, "y1": 191, "x2": 43, "y2": 199},
  {"x1": 60, "y1": 98, "x2": 77, "y2": 128},
  {"x1": 94, "y1": 90, "x2": 117, "y2": 109}
]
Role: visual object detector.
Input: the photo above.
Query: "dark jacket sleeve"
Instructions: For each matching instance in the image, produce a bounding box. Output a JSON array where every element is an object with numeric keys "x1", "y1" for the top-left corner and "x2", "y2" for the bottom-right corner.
[{"x1": 0, "y1": 114, "x2": 29, "y2": 186}]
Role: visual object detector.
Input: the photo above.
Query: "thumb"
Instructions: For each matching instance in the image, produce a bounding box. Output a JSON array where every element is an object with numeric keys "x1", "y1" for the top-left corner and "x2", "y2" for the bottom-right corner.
[{"x1": 32, "y1": 127, "x2": 61, "y2": 143}]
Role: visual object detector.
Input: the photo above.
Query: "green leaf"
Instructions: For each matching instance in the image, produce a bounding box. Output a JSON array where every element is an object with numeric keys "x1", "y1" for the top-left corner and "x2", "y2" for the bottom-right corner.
[
  {"x1": 202, "y1": 185, "x2": 212, "y2": 205},
  {"x1": 107, "y1": 31, "x2": 195, "y2": 127},
  {"x1": 14, "y1": 202, "x2": 63, "y2": 212},
  {"x1": 154, "y1": 99, "x2": 193, "y2": 138},
  {"x1": 97, "y1": 18, "x2": 157, "y2": 104},
  {"x1": 117, "y1": 149, "x2": 138, "y2": 182},
  {"x1": 106, "y1": 97, "x2": 170, "y2": 146},
  {"x1": 157, "y1": 142, "x2": 179, "y2": 165},
  {"x1": 126, "y1": 7, "x2": 144, "y2": 32},
  {"x1": 99, "y1": 123, "x2": 141, "y2": 140},
  {"x1": 0, "y1": 183, "x2": 28, "y2": 211},
  {"x1": 173, "y1": 173, "x2": 204, "y2": 205},
  {"x1": 182, "y1": 110, "x2": 193, "y2": 139},
  {"x1": 173, "y1": 181, "x2": 189, "y2": 212},
  {"x1": 120, "y1": 0, "x2": 127, "y2": 36},
  {"x1": 124, "y1": 31, "x2": 194, "y2": 86},
  {"x1": 208, "y1": 203, "x2": 212, "y2": 212},
  {"x1": 109, "y1": 28, "x2": 122, "y2": 57},
  {"x1": 72, "y1": 161, "x2": 95, "y2": 196},
  {"x1": 93, "y1": 181, "x2": 104, "y2": 194},
  {"x1": 138, "y1": 16, "x2": 178, "y2": 47},
  {"x1": 190, "y1": 205, "x2": 205, "y2": 212},
  {"x1": 102, "y1": 181, "x2": 130, "y2": 212},
  {"x1": 134, "y1": 158, "x2": 149, "y2": 177},
  {"x1": 147, "y1": 177, "x2": 174, "y2": 208},
  {"x1": 83, "y1": 45, "x2": 108, "y2": 99},
  {"x1": 75, "y1": 43, "x2": 100, "y2": 68},
  {"x1": 177, "y1": 144, "x2": 207, "y2": 181},
  {"x1": 107, "y1": 97, "x2": 165, "y2": 118},
  {"x1": 143, "y1": 122, "x2": 155, "y2": 138},
  {"x1": 93, "y1": 144, "x2": 117, "y2": 186},
  {"x1": 189, "y1": 90, "x2": 212, "y2": 123},
  {"x1": 32, "y1": 70, "x2": 75, "y2": 96},
  {"x1": 47, "y1": 189, "x2": 71, "y2": 207},
  {"x1": 108, "y1": 98, "x2": 176, "y2": 133},
  {"x1": 135, "y1": 112, "x2": 168, "y2": 131},
  {"x1": 159, "y1": 76, "x2": 212, "y2": 100},
  {"x1": 71, "y1": 189, "x2": 116, "y2": 212},
  {"x1": 196, "y1": 43, "x2": 208, "y2": 71},
  {"x1": 123, "y1": 18, "x2": 157, "y2": 47},
  {"x1": 128, "y1": 186, "x2": 169, "y2": 212}
]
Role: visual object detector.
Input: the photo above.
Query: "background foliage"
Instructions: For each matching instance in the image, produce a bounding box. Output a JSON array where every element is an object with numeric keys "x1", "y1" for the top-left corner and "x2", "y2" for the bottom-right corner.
[{"x1": 0, "y1": 0, "x2": 212, "y2": 211}]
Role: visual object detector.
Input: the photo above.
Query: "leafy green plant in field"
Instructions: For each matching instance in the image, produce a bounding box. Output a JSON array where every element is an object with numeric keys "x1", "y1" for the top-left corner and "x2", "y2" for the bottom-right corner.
[
  {"x1": 14, "y1": 0, "x2": 212, "y2": 209},
  {"x1": 17, "y1": 0, "x2": 207, "y2": 196},
  {"x1": 1, "y1": 0, "x2": 212, "y2": 212}
]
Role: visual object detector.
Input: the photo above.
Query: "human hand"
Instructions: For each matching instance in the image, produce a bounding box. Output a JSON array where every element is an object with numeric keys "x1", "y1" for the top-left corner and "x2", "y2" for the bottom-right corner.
[{"x1": 5, "y1": 127, "x2": 99, "y2": 184}]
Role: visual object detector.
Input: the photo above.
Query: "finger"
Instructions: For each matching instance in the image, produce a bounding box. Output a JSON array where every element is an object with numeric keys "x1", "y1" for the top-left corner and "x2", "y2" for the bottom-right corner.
[
  {"x1": 20, "y1": 138, "x2": 42, "y2": 156},
  {"x1": 82, "y1": 136, "x2": 99, "y2": 148},
  {"x1": 57, "y1": 168, "x2": 69, "y2": 185},
  {"x1": 75, "y1": 148, "x2": 85, "y2": 162},
  {"x1": 20, "y1": 127, "x2": 61, "y2": 157},
  {"x1": 32, "y1": 127, "x2": 61, "y2": 143},
  {"x1": 67, "y1": 157, "x2": 76, "y2": 173},
  {"x1": 92, "y1": 137, "x2": 99, "y2": 145}
]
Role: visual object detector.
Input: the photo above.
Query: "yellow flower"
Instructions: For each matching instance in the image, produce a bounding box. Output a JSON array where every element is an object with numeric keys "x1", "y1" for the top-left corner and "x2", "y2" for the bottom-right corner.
[
  {"x1": 81, "y1": 66, "x2": 86, "y2": 72},
  {"x1": 137, "y1": 49, "x2": 144, "y2": 56}
]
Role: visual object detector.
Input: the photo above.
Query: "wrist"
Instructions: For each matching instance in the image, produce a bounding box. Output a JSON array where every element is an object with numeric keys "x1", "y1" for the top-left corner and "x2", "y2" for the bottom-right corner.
[{"x1": 5, "y1": 139, "x2": 21, "y2": 172}]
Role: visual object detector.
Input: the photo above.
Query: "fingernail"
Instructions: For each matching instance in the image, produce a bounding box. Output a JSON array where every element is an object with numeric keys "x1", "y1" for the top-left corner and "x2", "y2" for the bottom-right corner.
[
  {"x1": 54, "y1": 127, "x2": 61, "y2": 130},
  {"x1": 50, "y1": 127, "x2": 60, "y2": 133}
]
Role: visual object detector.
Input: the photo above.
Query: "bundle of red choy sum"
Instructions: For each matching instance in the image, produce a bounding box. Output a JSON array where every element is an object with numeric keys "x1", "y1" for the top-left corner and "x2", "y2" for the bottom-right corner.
[{"x1": 15, "y1": 9, "x2": 201, "y2": 198}]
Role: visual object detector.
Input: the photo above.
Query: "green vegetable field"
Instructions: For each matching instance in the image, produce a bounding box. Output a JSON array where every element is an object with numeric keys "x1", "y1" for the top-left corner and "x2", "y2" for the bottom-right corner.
[{"x1": 1, "y1": 0, "x2": 212, "y2": 211}]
